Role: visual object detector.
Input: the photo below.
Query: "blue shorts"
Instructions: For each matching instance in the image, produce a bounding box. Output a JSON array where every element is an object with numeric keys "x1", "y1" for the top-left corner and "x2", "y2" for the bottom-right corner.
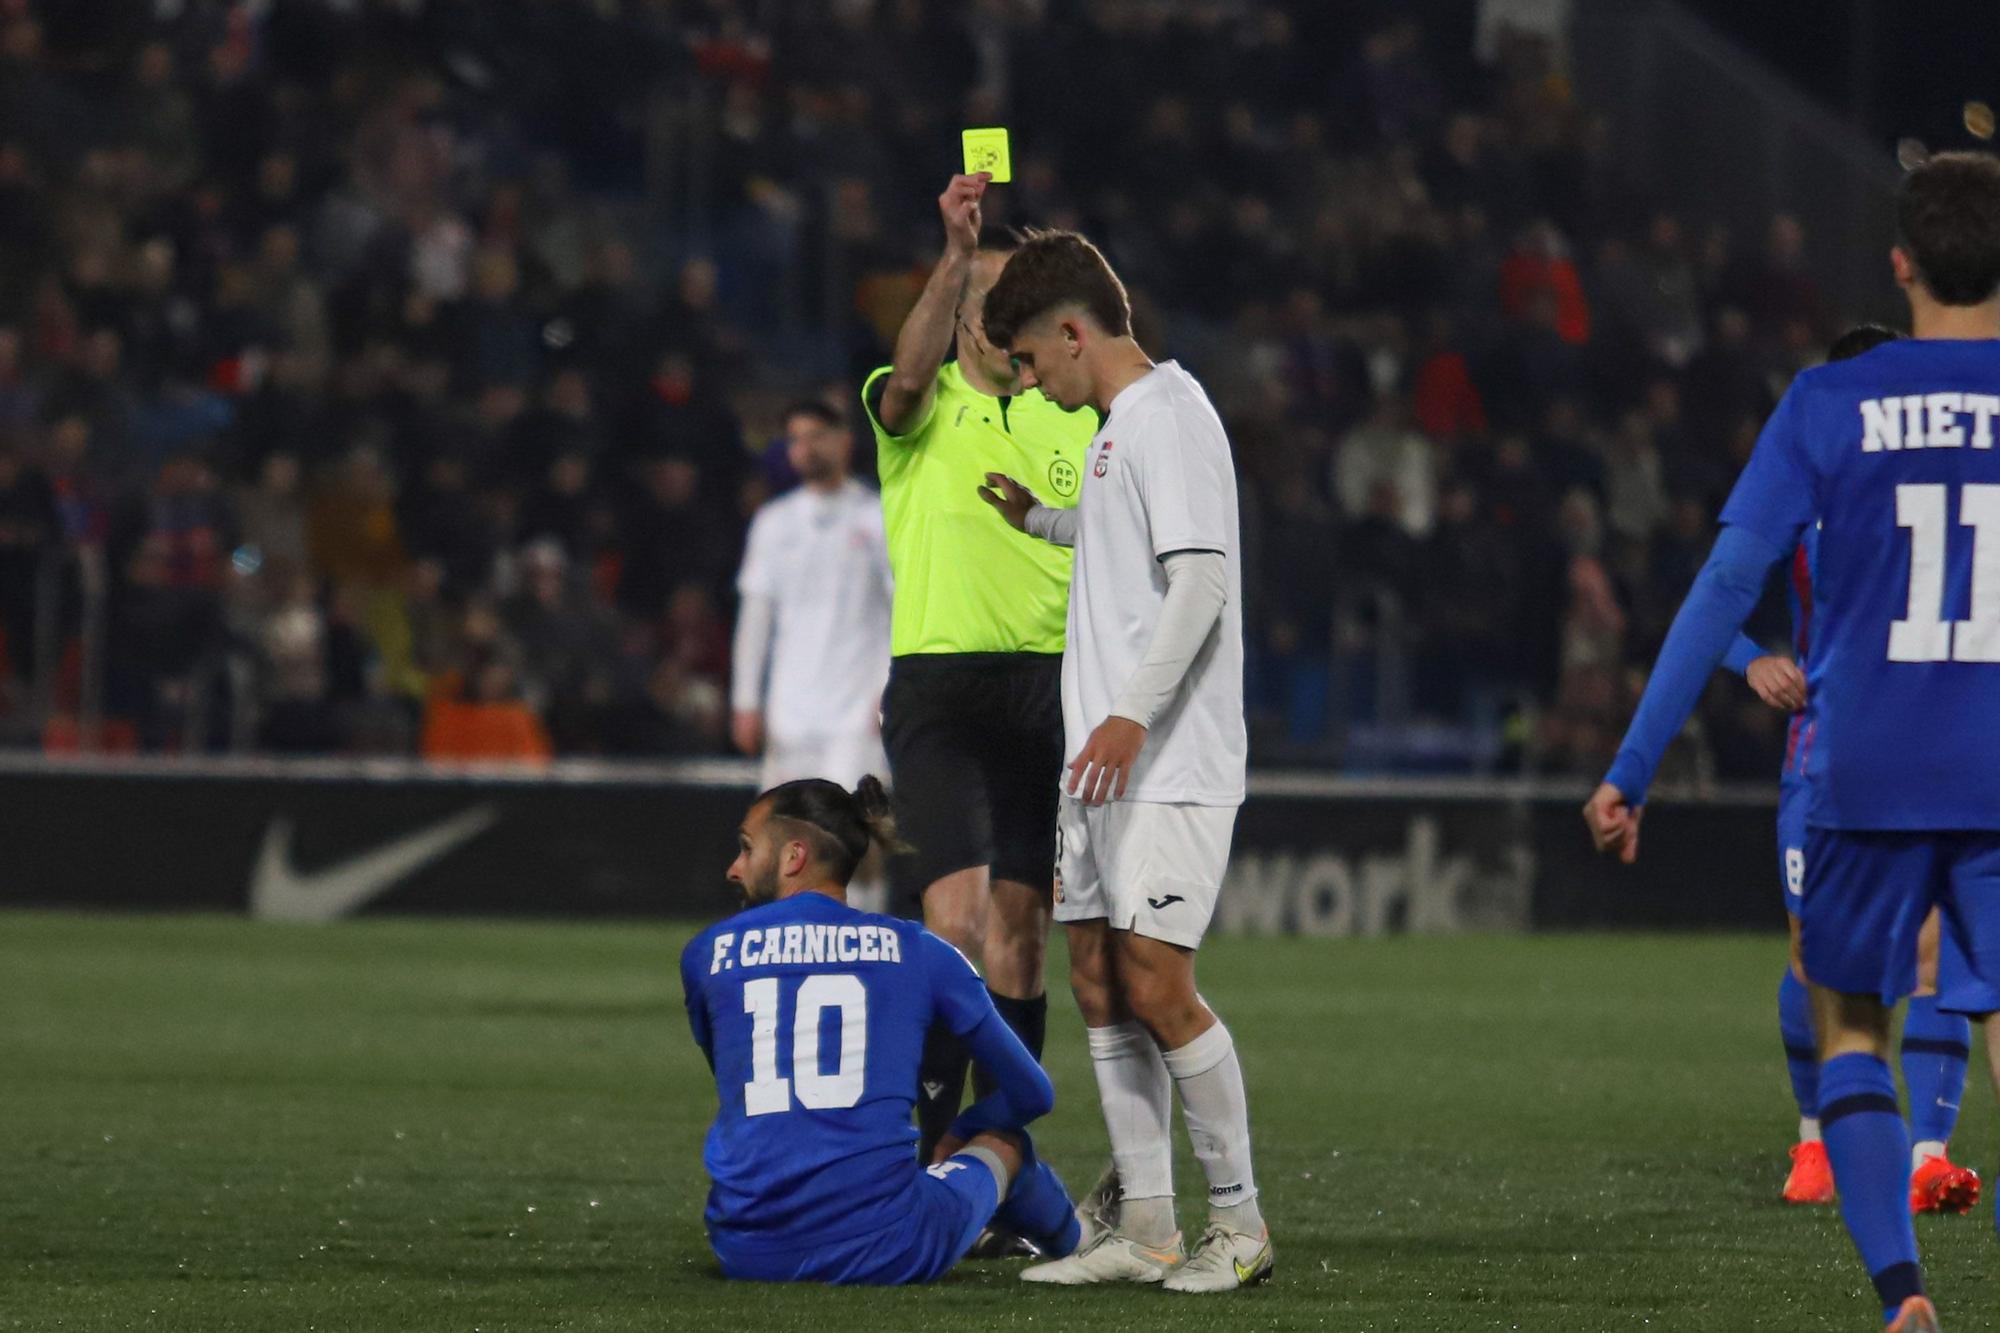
[
  {"x1": 1937, "y1": 907, "x2": 2000, "y2": 1016},
  {"x1": 1776, "y1": 778, "x2": 1807, "y2": 917},
  {"x1": 1801, "y1": 829, "x2": 2000, "y2": 1006},
  {"x1": 711, "y1": 1151, "x2": 1000, "y2": 1285}
]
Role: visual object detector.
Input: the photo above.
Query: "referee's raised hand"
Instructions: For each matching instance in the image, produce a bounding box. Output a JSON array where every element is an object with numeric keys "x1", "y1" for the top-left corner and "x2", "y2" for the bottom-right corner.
[{"x1": 939, "y1": 173, "x2": 990, "y2": 257}]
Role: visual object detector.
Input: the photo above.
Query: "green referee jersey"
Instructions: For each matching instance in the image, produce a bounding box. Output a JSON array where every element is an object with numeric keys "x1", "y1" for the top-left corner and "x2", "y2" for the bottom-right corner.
[{"x1": 863, "y1": 360, "x2": 1095, "y2": 656}]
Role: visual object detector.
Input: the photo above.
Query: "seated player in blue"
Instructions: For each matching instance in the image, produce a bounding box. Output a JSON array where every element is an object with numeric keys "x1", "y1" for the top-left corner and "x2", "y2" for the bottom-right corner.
[
  {"x1": 1584, "y1": 153, "x2": 2000, "y2": 1332},
  {"x1": 682, "y1": 774, "x2": 1085, "y2": 1284},
  {"x1": 1714, "y1": 325, "x2": 1981, "y2": 1214}
]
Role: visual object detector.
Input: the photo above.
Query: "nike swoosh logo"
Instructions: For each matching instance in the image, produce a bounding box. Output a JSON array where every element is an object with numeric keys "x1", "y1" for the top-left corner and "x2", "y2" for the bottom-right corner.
[
  {"x1": 1234, "y1": 1243, "x2": 1272, "y2": 1284},
  {"x1": 250, "y1": 806, "x2": 499, "y2": 922},
  {"x1": 1147, "y1": 894, "x2": 1184, "y2": 910}
]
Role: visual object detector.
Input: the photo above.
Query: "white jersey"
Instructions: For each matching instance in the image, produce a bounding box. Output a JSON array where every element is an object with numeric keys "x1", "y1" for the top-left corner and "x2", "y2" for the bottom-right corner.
[
  {"x1": 1065, "y1": 362, "x2": 1246, "y2": 806},
  {"x1": 732, "y1": 479, "x2": 893, "y2": 743}
]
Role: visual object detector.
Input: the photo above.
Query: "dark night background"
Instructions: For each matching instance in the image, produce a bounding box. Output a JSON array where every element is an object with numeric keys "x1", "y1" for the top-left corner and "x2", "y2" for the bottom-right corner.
[{"x1": 1684, "y1": 0, "x2": 2000, "y2": 152}]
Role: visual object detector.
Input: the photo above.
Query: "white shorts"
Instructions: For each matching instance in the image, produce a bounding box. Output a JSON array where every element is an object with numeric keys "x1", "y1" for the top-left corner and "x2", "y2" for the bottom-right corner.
[
  {"x1": 1054, "y1": 797, "x2": 1237, "y2": 950},
  {"x1": 761, "y1": 729, "x2": 890, "y2": 793}
]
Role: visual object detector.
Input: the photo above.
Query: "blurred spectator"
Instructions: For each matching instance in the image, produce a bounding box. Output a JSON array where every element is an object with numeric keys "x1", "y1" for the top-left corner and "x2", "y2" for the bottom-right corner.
[
  {"x1": 1418, "y1": 481, "x2": 1525, "y2": 715},
  {"x1": 421, "y1": 652, "x2": 552, "y2": 764},
  {"x1": 256, "y1": 574, "x2": 333, "y2": 754},
  {"x1": 1334, "y1": 395, "x2": 1438, "y2": 539},
  {"x1": 1498, "y1": 219, "x2": 1591, "y2": 345},
  {"x1": 504, "y1": 538, "x2": 621, "y2": 752},
  {"x1": 616, "y1": 455, "x2": 734, "y2": 620},
  {"x1": 111, "y1": 453, "x2": 233, "y2": 747},
  {"x1": 1735, "y1": 213, "x2": 1826, "y2": 339},
  {"x1": 235, "y1": 451, "x2": 308, "y2": 585},
  {"x1": 0, "y1": 447, "x2": 57, "y2": 684},
  {"x1": 1409, "y1": 312, "x2": 1488, "y2": 444},
  {"x1": 1602, "y1": 410, "x2": 1670, "y2": 545},
  {"x1": 0, "y1": 2, "x2": 1833, "y2": 779},
  {"x1": 1250, "y1": 450, "x2": 1337, "y2": 747}
]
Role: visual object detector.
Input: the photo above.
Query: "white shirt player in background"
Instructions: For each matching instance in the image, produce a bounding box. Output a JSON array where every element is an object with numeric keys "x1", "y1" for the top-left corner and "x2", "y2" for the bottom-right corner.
[
  {"x1": 978, "y1": 230, "x2": 1270, "y2": 1294},
  {"x1": 731, "y1": 401, "x2": 894, "y2": 911}
]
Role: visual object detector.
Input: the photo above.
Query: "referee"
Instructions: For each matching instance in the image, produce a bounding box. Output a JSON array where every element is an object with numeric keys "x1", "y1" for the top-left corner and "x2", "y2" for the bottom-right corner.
[{"x1": 863, "y1": 172, "x2": 1095, "y2": 1161}]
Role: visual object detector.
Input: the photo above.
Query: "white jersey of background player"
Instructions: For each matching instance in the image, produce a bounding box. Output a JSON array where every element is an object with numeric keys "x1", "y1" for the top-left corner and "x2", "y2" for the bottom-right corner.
[
  {"x1": 978, "y1": 230, "x2": 1269, "y2": 1294},
  {"x1": 731, "y1": 401, "x2": 894, "y2": 908}
]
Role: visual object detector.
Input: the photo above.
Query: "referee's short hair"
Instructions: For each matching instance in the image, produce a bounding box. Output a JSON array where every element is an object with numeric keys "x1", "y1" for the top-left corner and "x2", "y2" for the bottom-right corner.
[{"x1": 982, "y1": 228, "x2": 1132, "y2": 347}]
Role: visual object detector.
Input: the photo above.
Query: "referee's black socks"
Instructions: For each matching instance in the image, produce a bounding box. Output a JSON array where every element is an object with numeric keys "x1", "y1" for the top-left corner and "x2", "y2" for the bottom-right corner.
[
  {"x1": 971, "y1": 990, "x2": 1049, "y2": 1101},
  {"x1": 917, "y1": 991, "x2": 1049, "y2": 1163}
]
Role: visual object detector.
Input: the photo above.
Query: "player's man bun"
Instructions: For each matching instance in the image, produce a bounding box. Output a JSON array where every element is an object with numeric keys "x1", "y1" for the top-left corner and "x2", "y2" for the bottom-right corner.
[
  {"x1": 981, "y1": 228, "x2": 1132, "y2": 349},
  {"x1": 850, "y1": 774, "x2": 909, "y2": 857},
  {"x1": 760, "y1": 776, "x2": 910, "y2": 885},
  {"x1": 1897, "y1": 151, "x2": 2000, "y2": 306}
]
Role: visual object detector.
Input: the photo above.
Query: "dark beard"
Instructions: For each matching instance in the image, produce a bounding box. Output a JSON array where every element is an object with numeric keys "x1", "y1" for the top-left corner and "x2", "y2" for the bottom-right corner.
[{"x1": 742, "y1": 866, "x2": 782, "y2": 905}]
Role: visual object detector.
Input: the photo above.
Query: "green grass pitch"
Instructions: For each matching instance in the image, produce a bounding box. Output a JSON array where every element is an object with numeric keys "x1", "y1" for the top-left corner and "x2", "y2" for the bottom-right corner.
[{"x1": 5, "y1": 913, "x2": 1998, "y2": 1331}]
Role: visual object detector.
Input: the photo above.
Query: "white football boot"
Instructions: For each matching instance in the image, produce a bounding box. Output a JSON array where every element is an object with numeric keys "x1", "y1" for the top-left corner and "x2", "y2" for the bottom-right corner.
[
  {"x1": 1161, "y1": 1220, "x2": 1273, "y2": 1293},
  {"x1": 1020, "y1": 1227, "x2": 1184, "y2": 1285}
]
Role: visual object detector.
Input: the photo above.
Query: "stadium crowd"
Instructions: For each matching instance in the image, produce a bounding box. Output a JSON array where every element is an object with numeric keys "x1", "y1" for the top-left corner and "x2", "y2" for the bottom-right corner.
[{"x1": 0, "y1": 0, "x2": 1835, "y2": 779}]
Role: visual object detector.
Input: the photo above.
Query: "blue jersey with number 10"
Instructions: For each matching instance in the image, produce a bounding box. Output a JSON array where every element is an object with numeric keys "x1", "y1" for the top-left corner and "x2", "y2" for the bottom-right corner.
[
  {"x1": 1722, "y1": 337, "x2": 2000, "y2": 830},
  {"x1": 680, "y1": 891, "x2": 991, "y2": 1250}
]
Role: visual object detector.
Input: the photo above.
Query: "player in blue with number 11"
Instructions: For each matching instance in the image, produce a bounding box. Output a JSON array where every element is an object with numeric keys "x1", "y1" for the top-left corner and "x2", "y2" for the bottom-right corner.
[
  {"x1": 1585, "y1": 152, "x2": 2000, "y2": 1332},
  {"x1": 682, "y1": 775, "x2": 1085, "y2": 1284}
]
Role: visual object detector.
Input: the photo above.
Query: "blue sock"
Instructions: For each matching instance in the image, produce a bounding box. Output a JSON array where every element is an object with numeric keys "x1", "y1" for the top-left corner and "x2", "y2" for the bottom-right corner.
[
  {"x1": 1818, "y1": 1053, "x2": 1924, "y2": 1321},
  {"x1": 1900, "y1": 994, "x2": 1971, "y2": 1150},
  {"x1": 992, "y1": 1133, "x2": 1082, "y2": 1258},
  {"x1": 1778, "y1": 969, "x2": 1819, "y2": 1122}
]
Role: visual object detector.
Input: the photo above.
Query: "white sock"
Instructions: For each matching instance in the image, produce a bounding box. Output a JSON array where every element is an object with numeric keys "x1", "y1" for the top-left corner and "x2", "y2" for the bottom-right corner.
[
  {"x1": 1913, "y1": 1139, "x2": 1948, "y2": 1169},
  {"x1": 1162, "y1": 1018, "x2": 1262, "y2": 1234},
  {"x1": 1799, "y1": 1116, "x2": 1821, "y2": 1144},
  {"x1": 846, "y1": 878, "x2": 887, "y2": 914},
  {"x1": 1085, "y1": 1020, "x2": 1176, "y2": 1245}
]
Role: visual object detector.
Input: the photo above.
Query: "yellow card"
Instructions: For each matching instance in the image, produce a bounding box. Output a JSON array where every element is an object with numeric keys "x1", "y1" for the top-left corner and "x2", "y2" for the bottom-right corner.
[{"x1": 962, "y1": 127, "x2": 1011, "y2": 183}]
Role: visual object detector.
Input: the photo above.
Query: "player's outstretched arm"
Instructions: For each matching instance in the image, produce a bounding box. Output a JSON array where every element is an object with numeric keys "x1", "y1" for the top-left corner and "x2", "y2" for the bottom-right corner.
[
  {"x1": 944, "y1": 1009, "x2": 1056, "y2": 1149},
  {"x1": 978, "y1": 472, "x2": 1077, "y2": 544},
  {"x1": 878, "y1": 173, "x2": 990, "y2": 436},
  {"x1": 1587, "y1": 524, "x2": 1790, "y2": 862},
  {"x1": 918, "y1": 930, "x2": 1055, "y2": 1156}
]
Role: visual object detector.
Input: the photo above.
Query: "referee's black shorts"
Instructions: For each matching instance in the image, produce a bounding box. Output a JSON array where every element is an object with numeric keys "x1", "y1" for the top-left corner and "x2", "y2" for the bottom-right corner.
[{"x1": 882, "y1": 652, "x2": 1063, "y2": 902}]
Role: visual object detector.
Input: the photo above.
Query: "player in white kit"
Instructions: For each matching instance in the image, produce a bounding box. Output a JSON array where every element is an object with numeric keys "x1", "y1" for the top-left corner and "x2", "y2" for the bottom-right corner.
[
  {"x1": 978, "y1": 231, "x2": 1270, "y2": 1293},
  {"x1": 731, "y1": 401, "x2": 895, "y2": 909}
]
